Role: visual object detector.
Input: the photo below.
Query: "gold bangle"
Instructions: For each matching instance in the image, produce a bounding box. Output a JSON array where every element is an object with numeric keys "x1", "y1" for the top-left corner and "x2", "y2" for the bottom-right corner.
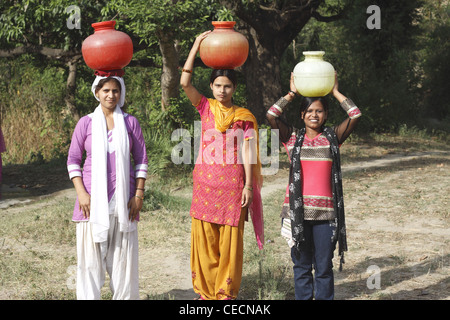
[
  {"x1": 182, "y1": 68, "x2": 192, "y2": 73},
  {"x1": 135, "y1": 195, "x2": 144, "y2": 200}
]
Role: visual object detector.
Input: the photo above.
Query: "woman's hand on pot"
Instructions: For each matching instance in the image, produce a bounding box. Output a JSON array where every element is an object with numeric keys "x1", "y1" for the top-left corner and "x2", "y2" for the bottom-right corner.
[
  {"x1": 192, "y1": 30, "x2": 212, "y2": 52},
  {"x1": 290, "y1": 72, "x2": 297, "y2": 92},
  {"x1": 332, "y1": 71, "x2": 340, "y2": 95}
]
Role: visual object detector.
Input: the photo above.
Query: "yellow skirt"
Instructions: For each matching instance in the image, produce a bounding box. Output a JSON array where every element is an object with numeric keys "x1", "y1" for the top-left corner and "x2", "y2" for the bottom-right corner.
[{"x1": 190, "y1": 211, "x2": 245, "y2": 300}]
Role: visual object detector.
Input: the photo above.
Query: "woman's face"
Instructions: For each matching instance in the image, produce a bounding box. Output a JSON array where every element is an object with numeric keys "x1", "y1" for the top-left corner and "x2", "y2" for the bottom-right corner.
[
  {"x1": 301, "y1": 100, "x2": 327, "y2": 130},
  {"x1": 96, "y1": 80, "x2": 121, "y2": 111},
  {"x1": 210, "y1": 76, "x2": 236, "y2": 106}
]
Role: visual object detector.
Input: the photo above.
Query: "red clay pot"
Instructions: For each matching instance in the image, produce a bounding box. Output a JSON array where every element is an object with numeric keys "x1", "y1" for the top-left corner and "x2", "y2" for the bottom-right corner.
[
  {"x1": 82, "y1": 21, "x2": 133, "y2": 71},
  {"x1": 199, "y1": 21, "x2": 249, "y2": 69}
]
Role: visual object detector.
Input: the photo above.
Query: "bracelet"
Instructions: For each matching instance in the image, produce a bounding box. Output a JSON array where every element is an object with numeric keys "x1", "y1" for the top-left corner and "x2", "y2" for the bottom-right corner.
[
  {"x1": 244, "y1": 185, "x2": 253, "y2": 191},
  {"x1": 267, "y1": 96, "x2": 289, "y2": 118},
  {"x1": 275, "y1": 96, "x2": 289, "y2": 110},
  {"x1": 340, "y1": 98, "x2": 362, "y2": 119},
  {"x1": 182, "y1": 68, "x2": 192, "y2": 73},
  {"x1": 340, "y1": 98, "x2": 356, "y2": 112},
  {"x1": 135, "y1": 195, "x2": 144, "y2": 200},
  {"x1": 288, "y1": 90, "x2": 297, "y2": 97},
  {"x1": 136, "y1": 188, "x2": 145, "y2": 191}
]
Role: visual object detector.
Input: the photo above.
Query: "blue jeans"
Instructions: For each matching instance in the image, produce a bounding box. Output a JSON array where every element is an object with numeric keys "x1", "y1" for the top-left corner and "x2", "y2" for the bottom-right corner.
[{"x1": 291, "y1": 220, "x2": 337, "y2": 300}]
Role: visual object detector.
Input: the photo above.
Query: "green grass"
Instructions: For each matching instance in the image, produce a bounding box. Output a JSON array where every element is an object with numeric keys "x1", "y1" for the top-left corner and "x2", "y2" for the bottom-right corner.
[{"x1": 240, "y1": 189, "x2": 295, "y2": 300}]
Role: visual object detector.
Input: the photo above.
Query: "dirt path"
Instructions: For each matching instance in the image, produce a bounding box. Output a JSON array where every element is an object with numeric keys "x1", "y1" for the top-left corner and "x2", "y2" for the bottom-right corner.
[
  {"x1": 152, "y1": 150, "x2": 450, "y2": 300},
  {"x1": 130, "y1": 150, "x2": 450, "y2": 300},
  {"x1": 260, "y1": 150, "x2": 450, "y2": 197},
  {"x1": 1, "y1": 150, "x2": 449, "y2": 300}
]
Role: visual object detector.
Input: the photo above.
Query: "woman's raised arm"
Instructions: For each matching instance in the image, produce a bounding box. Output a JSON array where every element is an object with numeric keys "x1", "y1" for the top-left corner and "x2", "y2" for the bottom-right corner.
[
  {"x1": 266, "y1": 73, "x2": 297, "y2": 143},
  {"x1": 180, "y1": 31, "x2": 211, "y2": 106},
  {"x1": 331, "y1": 73, "x2": 362, "y2": 144}
]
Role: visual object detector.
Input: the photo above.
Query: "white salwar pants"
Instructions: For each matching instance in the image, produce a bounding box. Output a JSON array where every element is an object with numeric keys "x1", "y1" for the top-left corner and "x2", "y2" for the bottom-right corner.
[{"x1": 76, "y1": 213, "x2": 139, "y2": 300}]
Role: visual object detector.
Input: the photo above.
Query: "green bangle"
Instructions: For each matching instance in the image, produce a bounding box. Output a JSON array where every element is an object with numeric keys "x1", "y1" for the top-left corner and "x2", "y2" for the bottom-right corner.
[
  {"x1": 244, "y1": 185, "x2": 253, "y2": 191},
  {"x1": 135, "y1": 195, "x2": 144, "y2": 200}
]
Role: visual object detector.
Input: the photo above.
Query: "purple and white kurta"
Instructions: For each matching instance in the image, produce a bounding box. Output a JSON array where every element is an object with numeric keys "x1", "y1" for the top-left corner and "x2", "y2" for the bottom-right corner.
[{"x1": 67, "y1": 112, "x2": 148, "y2": 222}]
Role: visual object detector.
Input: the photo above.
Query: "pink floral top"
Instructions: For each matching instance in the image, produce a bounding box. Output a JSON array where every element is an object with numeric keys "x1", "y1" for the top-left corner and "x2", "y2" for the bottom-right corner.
[{"x1": 190, "y1": 96, "x2": 254, "y2": 227}]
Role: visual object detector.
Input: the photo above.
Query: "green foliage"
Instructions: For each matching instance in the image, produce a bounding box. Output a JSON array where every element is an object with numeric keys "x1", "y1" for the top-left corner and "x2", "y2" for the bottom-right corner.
[
  {"x1": 0, "y1": 55, "x2": 71, "y2": 164},
  {"x1": 418, "y1": 1, "x2": 450, "y2": 123},
  {"x1": 103, "y1": 0, "x2": 215, "y2": 47},
  {"x1": 331, "y1": 0, "x2": 424, "y2": 131},
  {"x1": 141, "y1": 127, "x2": 173, "y2": 177},
  {"x1": 281, "y1": 0, "x2": 428, "y2": 133},
  {"x1": 142, "y1": 186, "x2": 191, "y2": 212},
  {"x1": 0, "y1": 0, "x2": 110, "y2": 49},
  {"x1": 1, "y1": 0, "x2": 448, "y2": 168}
]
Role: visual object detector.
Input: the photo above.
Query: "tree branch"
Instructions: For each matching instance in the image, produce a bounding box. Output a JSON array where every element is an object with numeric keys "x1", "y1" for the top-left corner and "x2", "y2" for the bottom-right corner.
[
  {"x1": 311, "y1": 10, "x2": 344, "y2": 22},
  {"x1": 0, "y1": 43, "x2": 159, "y2": 69},
  {"x1": 258, "y1": 0, "x2": 313, "y2": 15},
  {"x1": 128, "y1": 59, "x2": 160, "y2": 68},
  {"x1": 0, "y1": 45, "x2": 80, "y2": 60},
  {"x1": 311, "y1": 1, "x2": 353, "y2": 23},
  {"x1": 282, "y1": 1, "x2": 313, "y2": 16}
]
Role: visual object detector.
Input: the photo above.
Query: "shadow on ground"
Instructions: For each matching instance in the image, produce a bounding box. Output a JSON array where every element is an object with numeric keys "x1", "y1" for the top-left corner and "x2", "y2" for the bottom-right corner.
[{"x1": 1, "y1": 159, "x2": 72, "y2": 207}]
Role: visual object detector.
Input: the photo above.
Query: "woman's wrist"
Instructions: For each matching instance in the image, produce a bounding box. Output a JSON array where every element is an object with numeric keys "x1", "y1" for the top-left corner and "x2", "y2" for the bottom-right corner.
[
  {"x1": 333, "y1": 89, "x2": 345, "y2": 102},
  {"x1": 135, "y1": 187, "x2": 145, "y2": 200},
  {"x1": 134, "y1": 194, "x2": 144, "y2": 200},
  {"x1": 340, "y1": 98, "x2": 362, "y2": 119},
  {"x1": 267, "y1": 96, "x2": 290, "y2": 118},
  {"x1": 340, "y1": 98, "x2": 356, "y2": 111}
]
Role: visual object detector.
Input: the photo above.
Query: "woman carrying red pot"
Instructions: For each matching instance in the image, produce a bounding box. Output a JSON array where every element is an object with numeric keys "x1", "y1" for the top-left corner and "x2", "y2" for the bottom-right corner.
[{"x1": 180, "y1": 31, "x2": 263, "y2": 300}]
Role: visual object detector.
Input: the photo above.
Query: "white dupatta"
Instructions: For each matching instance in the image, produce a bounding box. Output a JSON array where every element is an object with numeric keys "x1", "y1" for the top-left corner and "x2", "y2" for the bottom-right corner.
[{"x1": 90, "y1": 76, "x2": 135, "y2": 243}]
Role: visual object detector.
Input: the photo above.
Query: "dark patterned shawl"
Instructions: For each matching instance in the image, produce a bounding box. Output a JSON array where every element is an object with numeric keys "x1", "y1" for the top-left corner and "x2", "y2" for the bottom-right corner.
[{"x1": 288, "y1": 126, "x2": 347, "y2": 270}]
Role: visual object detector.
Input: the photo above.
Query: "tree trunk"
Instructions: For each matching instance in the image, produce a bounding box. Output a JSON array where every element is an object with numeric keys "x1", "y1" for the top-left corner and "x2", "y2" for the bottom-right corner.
[
  {"x1": 65, "y1": 57, "x2": 81, "y2": 121},
  {"x1": 240, "y1": 26, "x2": 283, "y2": 124},
  {"x1": 232, "y1": 8, "x2": 315, "y2": 124},
  {"x1": 158, "y1": 31, "x2": 181, "y2": 111},
  {"x1": 218, "y1": 0, "x2": 349, "y2": 124}
]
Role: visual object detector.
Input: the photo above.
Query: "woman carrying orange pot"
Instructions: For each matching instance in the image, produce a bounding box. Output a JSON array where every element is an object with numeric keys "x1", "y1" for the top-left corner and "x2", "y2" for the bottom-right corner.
[{"x1": 180, "y1": 31, "x2": 263, "y2": 300}]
